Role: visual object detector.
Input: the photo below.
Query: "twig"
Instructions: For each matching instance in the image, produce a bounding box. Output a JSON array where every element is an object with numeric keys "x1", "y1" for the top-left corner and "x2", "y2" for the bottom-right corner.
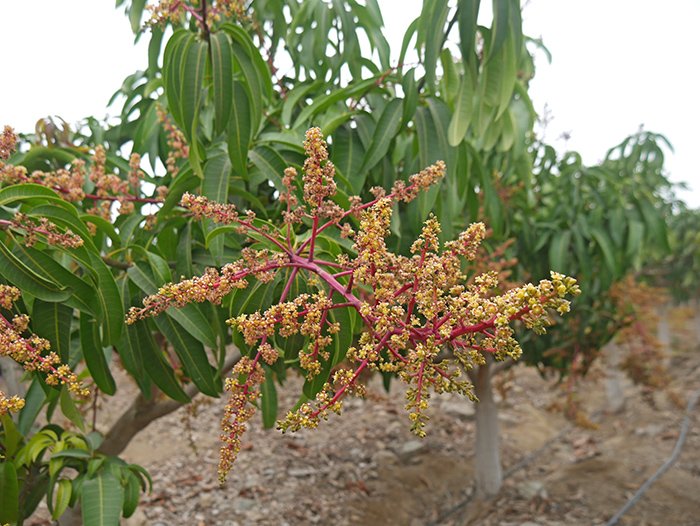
[{"x1": 605, "y1": 389, "x2": 700, "y2": 526}]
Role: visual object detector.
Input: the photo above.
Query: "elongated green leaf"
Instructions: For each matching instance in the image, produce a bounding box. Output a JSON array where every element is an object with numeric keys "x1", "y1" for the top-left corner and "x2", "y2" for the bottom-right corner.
[
  {"x1": 0, "y1": 461, "x2": 19, "y2": 523},
  {"x1": 421, "y1": 0, "x2": 449, "y2": 87},
  {"x1": 329, "y1": 306, "x2": 354, "y2": 367},
  {"x1": 18, "y1": 379, "x2": 46, "y2": 435},
  {"x1": 89, "y1": 253, "x2": 123, "y2": 346},
  {"x1": 59, "y1": 386, "x2": 85, "y2": 432},
  {"x1": 153, "y1": 315, "x2": 220, "y2": 396},
  {"x1": 81, "y1": 472, "x2": 124, "y2": 526},
  {"x1": 458, "y1": 0, "x2": 481, "y2": 63},
  {"x1": 122, "y1": 472, "x2": 141, "y2": 518},
  {"x1": 12, "y1": 245, "x2": 99, "y2": 316},
  {"x1": 228, "y1": 83, "x2": 252, "y2": 178},
  {"x1": 448, "y1": 72, "x2": 475, "y2": 146},
  {"x1": 203, "y1": 152, "x2": 231, "y2": 259},
  {"x1": 260, "y1": 370, "x2": 278, "y2": 429},
  {"x1": 249, "y1": 145, "x2": 287, "y2": 192},
  {"x1": 292, "y1": 76, "x2": 379, "y2": 129},
  {"x1": 548, "y1": 230, "x2": 571, "y2": 273},
  {"x1": 358, "y1": 98, "x2": 403, "y2": 190},
  {"x1": 590, "y1": 226, "x2": 618, "y2": 278},
  {"x1": 32, "y1": 300, "x2": 72, "y2": 363},
  {"x1": 625, "y1": 219, "x2": 645, "y2": 259},
  {"x1": 126, "y1": 319, "x2": 189, "y2": 402},
  {"x1": 331, "y1": 125, "x2": 365, "y2": 191},
  {"x1": 488, "y1": 0, "x2": 510, "y2": 62},
  {"x1": 230, "y1": 44, "x2": 263, "y2": 132},
  {"x1": 163, "y1": 30, "x2": 192, "y2": 126},
  {"x1": 281, "y1": 80, "x2": 324, "y2": 126},
  {"x1": 495, "y1": 37, "x2": 517, "y2": 118},
  {"x1": 0, "y1": 239, "x2": 71, "y2": 301},
  {"x1": 0, "y1": 183, "x2": 63, "y2": 206},
  {"x1": 80, "y1": 313, "x2": 116, "y2": 395},
  {"x1": 210, "y1": 32, "x2": 234, "y2": 134},
  {"x1": 128, "y1": 0, "x2": 146, "y2": 33},
  {"x1": 179, "y1": 40, "x2": 208, "y2": 142},
  {"x1": 51, "y1": 478, "x2": 72, "y2": 520}
]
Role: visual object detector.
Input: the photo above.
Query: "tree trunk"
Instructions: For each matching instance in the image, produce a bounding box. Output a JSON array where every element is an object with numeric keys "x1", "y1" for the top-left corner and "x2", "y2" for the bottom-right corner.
[
  {"x1": 603, "y1": 340, "x2": 626, "y2": 414},
  {"x1": 656, "y1": 304, "x2": 671, "y2": 352},
  {"x1": 472, "y1": 358, "x2": 502, "y2": 497}
]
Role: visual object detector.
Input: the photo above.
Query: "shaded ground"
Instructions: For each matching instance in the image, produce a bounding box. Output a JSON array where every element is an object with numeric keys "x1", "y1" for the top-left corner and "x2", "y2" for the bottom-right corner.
[{"x1": 28, "y1": 309, "x2": 700, "y2": 525}]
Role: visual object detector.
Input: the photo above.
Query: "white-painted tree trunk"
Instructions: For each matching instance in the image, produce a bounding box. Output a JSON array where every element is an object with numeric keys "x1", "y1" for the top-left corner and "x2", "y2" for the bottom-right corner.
[
  {"x1": 656, "y1": 304, "x2": 671, "y2": 352},
  {"x1": 473, "y1": 358, "x2": 502, "y2": 497},
  {"x1": 603, "y1": 340, "x2": 626, "y2": 414}
]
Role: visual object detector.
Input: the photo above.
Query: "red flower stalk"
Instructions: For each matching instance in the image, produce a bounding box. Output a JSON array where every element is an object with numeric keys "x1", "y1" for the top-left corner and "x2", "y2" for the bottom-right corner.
[{"x1": 127, "y1": 128, "x2": 581, "y2": 482}]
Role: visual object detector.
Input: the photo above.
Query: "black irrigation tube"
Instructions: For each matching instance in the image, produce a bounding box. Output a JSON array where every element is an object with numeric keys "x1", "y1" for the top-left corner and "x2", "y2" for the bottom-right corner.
[{"x1": 605, "y1": 389, "x2": 700, "y2": 526}]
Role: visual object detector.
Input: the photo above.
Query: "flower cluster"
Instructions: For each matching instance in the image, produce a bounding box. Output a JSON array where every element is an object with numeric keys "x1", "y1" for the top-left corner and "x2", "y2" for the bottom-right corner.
[
  {"x1": 2, "y1": 213, "x2": 84, "y2": 249},
  {"x1": 0, "y1": 127, "x2": 163, "y2": 219},
  {"x1": 157, "y1": 105, "x2": 189, "y2": 178},
  {"x1": 218, "y1": 354, "x2": 264, "y2": 482},
  {"x1": 0, "y1": 286, "x2": 89, "y2": 416},
  {"x1": 128, "y1": 127, "x2": 581, "y2": 482},
  {"x1": 0, "y1": 125, "x2": 17, "y2": 160},
  {"x1": 127, "y1": 254, "x2": 272, "y2": 323},
  {"x1": 146, "y1": 0, "x2": 248, "y2": 29}
]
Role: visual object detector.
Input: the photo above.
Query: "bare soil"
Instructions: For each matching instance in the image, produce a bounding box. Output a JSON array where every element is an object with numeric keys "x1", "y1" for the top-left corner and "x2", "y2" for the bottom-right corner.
[{"x1": 29, "y1": 308, "x2": 700, "y2": 525}]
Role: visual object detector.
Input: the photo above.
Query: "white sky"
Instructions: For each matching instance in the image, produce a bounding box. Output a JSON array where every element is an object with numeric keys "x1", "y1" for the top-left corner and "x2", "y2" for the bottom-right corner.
[{"x1": 1, "y1": 1, "x2": 698, "y2": 207}]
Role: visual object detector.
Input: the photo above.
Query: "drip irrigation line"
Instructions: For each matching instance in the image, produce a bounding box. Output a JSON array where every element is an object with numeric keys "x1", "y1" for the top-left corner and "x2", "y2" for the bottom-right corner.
[{"x1": 605, "y1": 389, "x2": 700, "y2": 526}]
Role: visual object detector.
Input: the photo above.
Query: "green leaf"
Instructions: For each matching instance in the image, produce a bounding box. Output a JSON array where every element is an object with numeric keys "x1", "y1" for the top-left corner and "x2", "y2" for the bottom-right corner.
[
  {"x1": 51, "y1": 478, "x2": 72, "y2": 520},
  {"x1": 32, "y1": 300, "x2": 73, "y2": 362},
  {"x1": 122, "y1": 472, "x2": 141, "y2": 518},
  {"x1": 448, "y1": 72, "x2": 475, "y2": 146},
  {"x1": 228, "y1": 83, "x2": 252, "y2": 178},
  {"x1": 153, "y1": 314, "x2": 220, "y2": 396},
  {"x1": 59, "y1": 386, "x2": 85, "y2": 431},
  {"x1": 281, "y1": 80, "x2": 324, "y2": 127},
  {"x1": 458, "y1": 0, "x2": 481, "y2": 64},
  {"x1": 0, "y1": 461, "x2": 19, "y2": 523},
  {"x1": 292, "y1": 76, "x2": 379, "y2": 129},
  {"x1": 1, "y1": 415, "x2": 21, "y2": 457},
  {"x1": 548, "y1": 230, "x2": 571, "y2": 273},
  {"x1": 89, "y1": 253, "x2": 124, "y2": 346},
  {"x1": 163, "y1": 30, "x2": 192, "y2": 126},
  {"x1": 487, "y1": 0, "x2": 510, "y2": 62},
  {"x1": 331, "y1": 125, "x2": 365, "y2": 192},
  {"x1": 80, "y1": 313, "x2": 117, "y2": 395},
  {"x1": 128, "y1": 0, "x2": 146, "y2": 33},
  {"x1": 357, "y1": 98, "x2": 403, "y2": 191},
  {"x1": 180, "y1": 39, "x2": 208, "y2": 142},
  {"x1": 249, "y1": 145, "x2": 287, "y2": 192},
  {"x1": 625, "y1": 219, "x2": 645, "y2": 258},
  {"x1": 81, "y1": 472, "x2": 124, "y2": 526},
  {"x1": 260, "y1": 369, "x2": 278, "y2": 429},
  {"x1": 421, "y1": 0, "x2": 449, "y2": 87},
  {"x1": 18, "y1": 379, "x2": 47, "y2": 435},
  {"x1": 590, "y1": 226, "x2": 618, "y2": 278},
  {"x1": 125, "y1": 319, "x2": 189, "y2": 402},
  {"x1": 0, "y1": 182, "x2": 63, "y2": 207},
  {"x1": 329, "y1": 306, "x2": 354, "y2": 367},
  {"x1": 202, "y1": 151, "x2": 231, "y2": 259},
  {"x1": 210, "y1": 32, "x2": 234, "y2": 134},
  {"x1": 0, "y1": 239, "x2": 72, "y2": 302}
]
